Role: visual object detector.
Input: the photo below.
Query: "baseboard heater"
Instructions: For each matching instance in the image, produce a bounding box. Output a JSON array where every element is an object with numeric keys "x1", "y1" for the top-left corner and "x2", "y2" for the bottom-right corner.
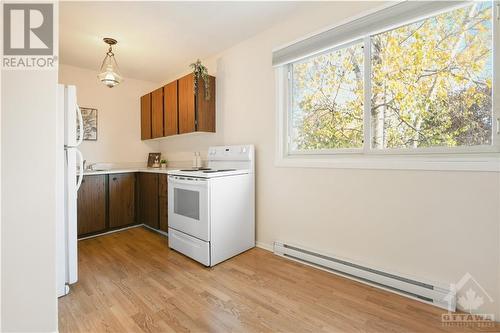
[{"x1": 273, "y1": 241, "x2": 455, "y2": 311}]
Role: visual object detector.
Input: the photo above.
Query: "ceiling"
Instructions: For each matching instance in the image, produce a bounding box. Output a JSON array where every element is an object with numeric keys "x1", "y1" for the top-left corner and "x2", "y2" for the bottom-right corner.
[{"x1": 60, "y1": 1, "x2": 319, "y2": 83}]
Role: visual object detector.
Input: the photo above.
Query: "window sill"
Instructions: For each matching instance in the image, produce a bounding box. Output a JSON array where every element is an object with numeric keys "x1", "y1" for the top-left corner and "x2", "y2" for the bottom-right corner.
[{"x1": 275, "y1": 154, "x2": 500, "y2": 172}]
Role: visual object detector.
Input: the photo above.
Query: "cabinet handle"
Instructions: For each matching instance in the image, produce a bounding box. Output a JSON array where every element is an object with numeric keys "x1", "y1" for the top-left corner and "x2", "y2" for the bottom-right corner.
[{"x1": 112, "y1": 177, "x2": 117, "y2": 181}]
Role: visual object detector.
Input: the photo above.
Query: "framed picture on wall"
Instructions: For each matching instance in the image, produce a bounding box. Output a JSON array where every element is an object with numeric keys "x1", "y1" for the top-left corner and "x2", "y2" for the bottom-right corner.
[{"x1": 76, "y1": 107, "x2": 98, "y2": 141}]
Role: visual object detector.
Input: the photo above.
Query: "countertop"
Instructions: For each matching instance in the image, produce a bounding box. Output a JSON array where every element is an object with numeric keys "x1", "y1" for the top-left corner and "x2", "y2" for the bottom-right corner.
[{"x1": 80, "y1": 167, "x2": 179, "y2": 176}]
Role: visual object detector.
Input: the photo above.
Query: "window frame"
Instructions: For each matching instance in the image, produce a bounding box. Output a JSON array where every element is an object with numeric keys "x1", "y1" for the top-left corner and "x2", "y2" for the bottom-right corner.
[{"x1": 277, "y1": 1, "x2": 500, "y2": 170}]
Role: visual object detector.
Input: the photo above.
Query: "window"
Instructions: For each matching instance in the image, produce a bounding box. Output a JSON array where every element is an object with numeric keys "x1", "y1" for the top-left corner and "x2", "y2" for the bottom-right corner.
[{"x1": 281, "y1": 1, "x2": 497, "y2": 158}]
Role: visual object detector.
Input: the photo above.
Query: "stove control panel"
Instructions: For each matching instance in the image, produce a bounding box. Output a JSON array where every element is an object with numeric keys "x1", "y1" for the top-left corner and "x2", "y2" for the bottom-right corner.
[{"x1": 208, "y1": 145, "x2": 254, "y2": 161}]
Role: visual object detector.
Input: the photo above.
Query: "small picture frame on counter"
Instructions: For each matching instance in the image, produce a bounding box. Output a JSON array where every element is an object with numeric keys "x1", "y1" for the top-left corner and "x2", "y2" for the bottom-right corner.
[{"x1": 147, "y1": 153, "x2": 161, "y2": 168}]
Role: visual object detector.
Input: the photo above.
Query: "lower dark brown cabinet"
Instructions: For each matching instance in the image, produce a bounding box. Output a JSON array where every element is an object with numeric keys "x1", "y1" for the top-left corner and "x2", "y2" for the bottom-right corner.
[
  {"x1": 158, "y1": 174, "x2": 168, "y2": 232},
  {"x1": 137, "y1": 172, "x2": 159, "y2": 229},
  {"x1": 77, "y1": 175, "x2": 106, "y2": 236},
  {"x1": 109, "y1": 173, "x2": 136, "y2": 228},
  {"x1": 78, "y1": 172, "x2": 168, "y2": 238}
]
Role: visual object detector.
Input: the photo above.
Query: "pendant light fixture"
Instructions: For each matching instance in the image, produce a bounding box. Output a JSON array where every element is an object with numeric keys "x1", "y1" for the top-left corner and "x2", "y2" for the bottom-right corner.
[{"x1": 97, "y1": 38, "x2": 123, "y2": 88}]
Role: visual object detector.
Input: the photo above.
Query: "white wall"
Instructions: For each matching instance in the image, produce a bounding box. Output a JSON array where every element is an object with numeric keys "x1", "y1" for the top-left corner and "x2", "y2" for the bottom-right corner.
[
  {"x1": 157, "y1": 1, "x2": 500, "y2": 317},
  {"x1": 1, "y1": 70, "x2": 58, "y2": 331},
  {"x1": 59, "y1": 64, "x2": 160, "y2": 164}
]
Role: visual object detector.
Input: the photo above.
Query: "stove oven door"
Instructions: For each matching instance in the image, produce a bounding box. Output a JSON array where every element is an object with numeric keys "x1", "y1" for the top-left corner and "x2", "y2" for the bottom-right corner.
[{"x1": 168, "y1": 175, "x2": 210, "y2": 241}]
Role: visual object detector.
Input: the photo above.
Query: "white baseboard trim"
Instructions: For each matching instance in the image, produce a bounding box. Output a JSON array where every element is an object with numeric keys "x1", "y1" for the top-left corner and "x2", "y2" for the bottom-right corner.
[
  {"x1": 256, "y1": 241, "x2": 273, "y2": 252},
  {"x1": 78, "y1": 224, "x2": 143, "y2": 241}
]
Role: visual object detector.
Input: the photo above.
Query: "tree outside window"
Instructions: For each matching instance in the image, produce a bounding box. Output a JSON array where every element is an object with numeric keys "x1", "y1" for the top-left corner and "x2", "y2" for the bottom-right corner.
[{"x1": 289, "y1": 2, "x2": 493, "y2": 152}]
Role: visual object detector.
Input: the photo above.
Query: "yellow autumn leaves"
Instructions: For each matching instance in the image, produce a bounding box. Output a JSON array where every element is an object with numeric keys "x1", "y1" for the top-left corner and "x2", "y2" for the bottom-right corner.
[{"x1": 292, "y1": 2, "x2": 493, "y2": 151}]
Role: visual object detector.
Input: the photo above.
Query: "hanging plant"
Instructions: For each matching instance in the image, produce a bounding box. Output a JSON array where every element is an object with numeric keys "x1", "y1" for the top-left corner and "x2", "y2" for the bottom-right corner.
[{"x1": 190, "y1": 59, "x2": 210, "y2": 100}]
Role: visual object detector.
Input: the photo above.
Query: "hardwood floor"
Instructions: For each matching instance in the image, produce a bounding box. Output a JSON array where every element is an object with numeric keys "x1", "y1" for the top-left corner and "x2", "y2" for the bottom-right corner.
[{"x1": 59, "y1": 227, "x2": 498, "y2": 333}]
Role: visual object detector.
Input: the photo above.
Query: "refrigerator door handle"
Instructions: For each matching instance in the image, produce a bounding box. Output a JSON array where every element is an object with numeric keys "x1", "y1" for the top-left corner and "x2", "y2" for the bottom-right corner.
[
  {"x1": 76, "y1": 105, "x2": 84, "y2": 146},
  {"x1": 75, "y1": 148, "x2": 84, "y2": 191}
]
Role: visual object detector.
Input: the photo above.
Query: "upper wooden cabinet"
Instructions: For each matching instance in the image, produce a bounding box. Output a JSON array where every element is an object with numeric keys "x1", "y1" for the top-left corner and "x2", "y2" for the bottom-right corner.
[
  {"x1": 140, "y1": 94, "x2": 152, "y2": 140},
  {"x1": 140, "y1": 73, "x2": 215, "y2": 140},
  {"x1": 195, "y1": 75, "x2": 216, "y2": 133},
  {"x1": 178, "y1": 74, "x2": 216, "y2": 134},
  {"x1": 151, "y1": 87, "x2": 164, "y2": 138},
  {"x1": 164, "y1": 81, "x2": 178, "y2": 136},
  {"x1": 178, "y1": 74, "x2": 196, "y2": 134}
]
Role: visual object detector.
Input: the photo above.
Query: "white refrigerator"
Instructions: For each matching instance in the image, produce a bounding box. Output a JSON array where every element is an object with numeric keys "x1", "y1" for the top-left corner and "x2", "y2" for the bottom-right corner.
[{"x1": 56, "y1": 84, "x2": 84, "y2": 297}]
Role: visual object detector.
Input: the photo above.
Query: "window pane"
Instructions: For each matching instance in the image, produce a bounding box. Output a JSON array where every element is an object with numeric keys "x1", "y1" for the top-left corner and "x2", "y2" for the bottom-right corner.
[
  {"x1": 371, "y1": 2, "x2": 493, "y2": 149},
  {"x1": 290, "y1": 42, "x2": 364, "y2": 150}
]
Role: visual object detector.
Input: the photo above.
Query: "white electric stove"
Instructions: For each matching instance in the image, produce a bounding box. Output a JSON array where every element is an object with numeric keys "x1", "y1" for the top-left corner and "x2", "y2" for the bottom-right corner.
[{"x1": 166, "y1": 145, "x2": 255, "y2": 266}]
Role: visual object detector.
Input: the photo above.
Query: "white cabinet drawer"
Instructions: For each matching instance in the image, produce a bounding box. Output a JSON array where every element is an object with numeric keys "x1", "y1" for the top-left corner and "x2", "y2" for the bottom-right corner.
[{"x1": 168, "y1": 228, "x2": 210, "y2": 266}]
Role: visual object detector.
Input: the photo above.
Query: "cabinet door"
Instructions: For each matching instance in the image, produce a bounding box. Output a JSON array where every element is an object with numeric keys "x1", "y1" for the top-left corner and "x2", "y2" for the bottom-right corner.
[
  {"x1": 158, "y1": 174, "x2": 168, "y2": 232},
  {"x1": 137, "y1": 173, "x2": 159, "y2": 229},
  {"x1": 164, "y1": 81, "x2": 178, "y2": 136},
  {"x1": 151, "y1": 87, "x2": 164, "y2": 138},
  {"x1": 109, "y1": 173, "x2": 136, "y2": 228},
  {"x1": 196, "y1": 75, "x2": 216, "y2": 132},
  {"x1": 77, "y1": 175, "x2": 106, "y2": 236},
  {"x1": 158, "y1": 173, "x2": 168, "y2": 197},
  {"x1": 178, "y1": 74, "x2": 196, "y2": 134},
  {"x1": 140, "y1": 93, "x2": 152, "y2": 140},
  {"x1": 159, "y1": 198, "x2": 168, "y2": 232}
]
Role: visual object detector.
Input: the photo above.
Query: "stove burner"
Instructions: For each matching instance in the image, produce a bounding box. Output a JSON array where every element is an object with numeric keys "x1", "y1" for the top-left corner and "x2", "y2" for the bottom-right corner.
[
  {"x1": 180, "y1": 168, "x2": 212, "y2": 172},
  {"x1": 202, "y1": 169, "x2": 237, "y2": 173}
]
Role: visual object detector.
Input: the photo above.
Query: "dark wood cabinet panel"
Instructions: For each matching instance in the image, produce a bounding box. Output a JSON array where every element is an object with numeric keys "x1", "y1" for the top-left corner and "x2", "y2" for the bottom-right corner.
[
  {"x1": 137, "y1": 173, "x2": 159, "y2": 229},
  {"x1": 109, "y1": 173, "x2": 136, "y2": 229},
  {"x1": 178, "y1": 74, "x2": 196, "y2": 134},
  {"x1": 77, "y1": 175, "x2": 106, "y2": 237},
  {"x1": 158, "y1": 174, "x2": 168, "y2": 232},
  {"x1": 196, "y1": 75, "x2": 216, "y2": 132},
  {"x1": 159, "y1": 174, "x2": 168, "y2": 198},
  {"x1": 151, "y1": 87, "x2": 164, "y2": 138},
  {"x1": 164, "y1": 81, "x2": 178, "y2": 136},
  {"x1": 140, "y1": 93, "x2": 152, "y2": 140},
  {"x1": 159, "y1": 196, "x2": 168, "y2": 232}
]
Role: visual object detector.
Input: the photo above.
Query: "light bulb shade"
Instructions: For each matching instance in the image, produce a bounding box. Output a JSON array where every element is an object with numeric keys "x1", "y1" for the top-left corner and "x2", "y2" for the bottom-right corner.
[{"x1": 97, "y1": 52, "x2": 123, "y2": 88}]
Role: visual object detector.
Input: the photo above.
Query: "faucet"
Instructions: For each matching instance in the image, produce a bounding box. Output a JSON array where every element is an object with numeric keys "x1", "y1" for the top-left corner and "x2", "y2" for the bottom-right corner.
[{"x1": 84, "y1": 161, "x2": 97, "y2": 171}]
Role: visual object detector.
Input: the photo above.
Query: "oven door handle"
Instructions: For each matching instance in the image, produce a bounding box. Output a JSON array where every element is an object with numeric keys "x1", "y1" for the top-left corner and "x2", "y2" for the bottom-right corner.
[{"x1": 169, "y1": 176, "x2": 208, "y2": 186}]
